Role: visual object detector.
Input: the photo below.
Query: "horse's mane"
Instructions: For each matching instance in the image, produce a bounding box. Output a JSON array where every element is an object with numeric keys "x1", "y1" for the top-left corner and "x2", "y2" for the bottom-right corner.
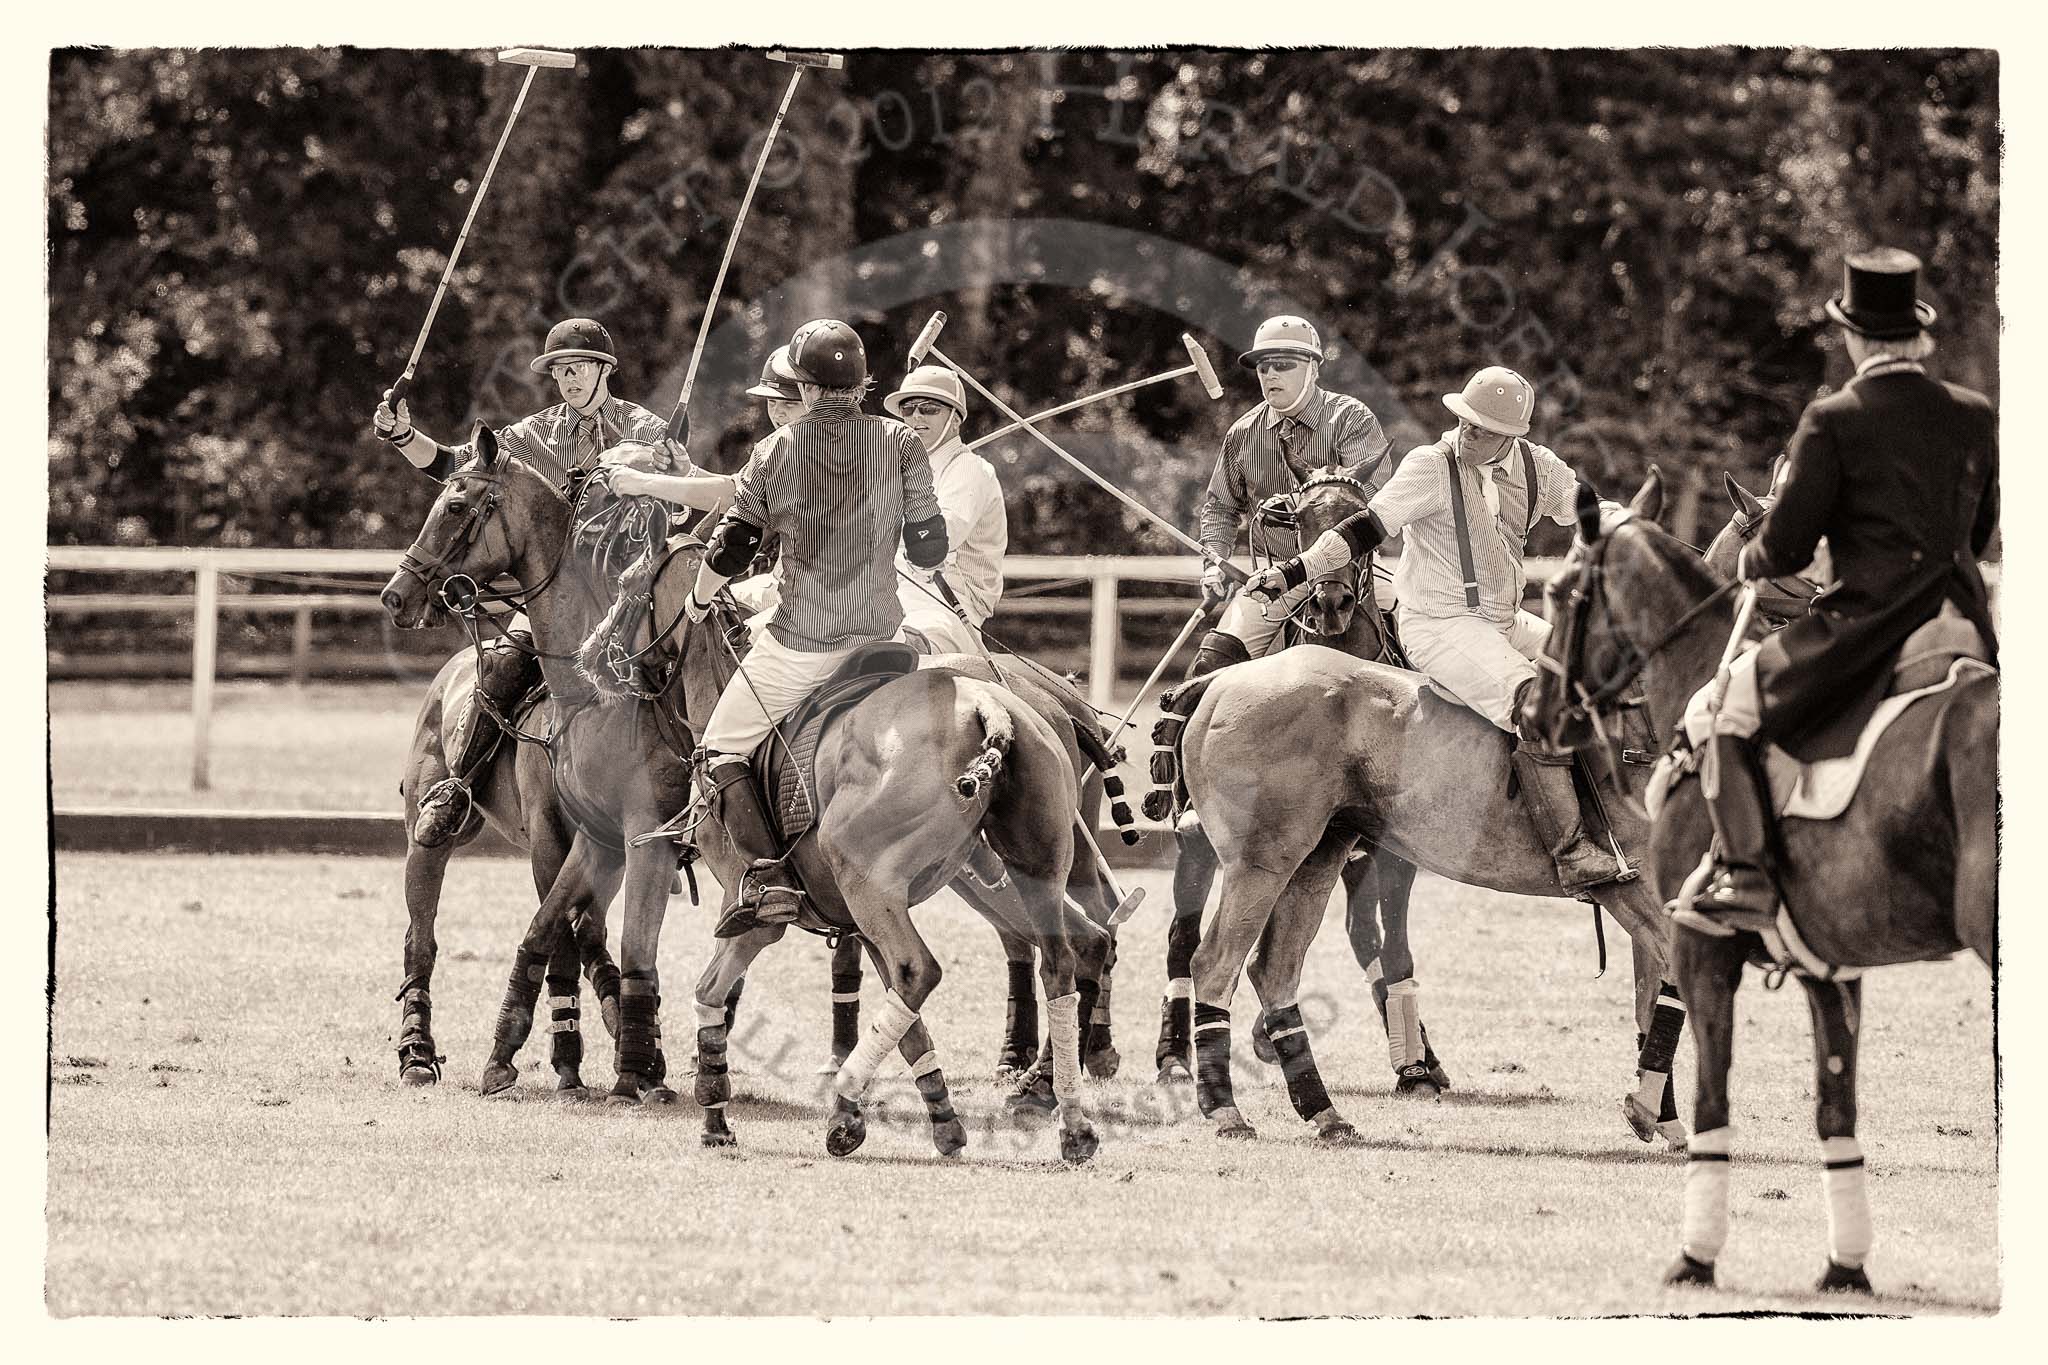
[{"x1": 1624, "y1": 516, "x2": 1724, "y2": 598}]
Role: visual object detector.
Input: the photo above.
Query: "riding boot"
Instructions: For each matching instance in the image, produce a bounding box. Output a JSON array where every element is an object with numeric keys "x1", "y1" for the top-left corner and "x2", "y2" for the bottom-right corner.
[
  {"x1": 414, "y1": 638, "x2": 537, "y2": 848},
  {"x1": 1182, "y1": 628, "x2": 1251, "y2": 684},
  {"x1": 1147, "y1": 630, "x2": 1252, "y2": 826},
  {"x1": 1697, "y1": 735, "x2": 1779, "y2": 922},
  {"x1": 1509, "y1": 747, "x2": 1634, "y2": 893},
  {"x1": 702, "y1": 756, "x2": 805, "y2": 939}
]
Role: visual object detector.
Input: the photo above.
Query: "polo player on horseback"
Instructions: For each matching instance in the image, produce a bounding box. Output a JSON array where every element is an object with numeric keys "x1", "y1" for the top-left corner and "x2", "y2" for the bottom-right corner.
[
  {"x1": 882, "y1": 364, "x2": 1007, "y2": 654},
  {"x1": 1184, "y1": 315, "x2": 1394, "y2": 680},
  {"x1": 680, "y1": 318, "x2": 951, "y2": 939},
  {"x1": 1682, "y1": 249, "x2": 1998, "y2": 933},
  {"x1": 1248, "y1": 365, "x2": 1630, "y2": 892},
  {"x1": 373, "y1": 317, "x2": 686, "y2": 848}
]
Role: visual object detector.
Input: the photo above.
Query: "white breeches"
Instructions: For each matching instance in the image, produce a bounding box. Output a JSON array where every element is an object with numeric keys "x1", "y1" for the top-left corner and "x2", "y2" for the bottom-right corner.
[
  {"x1": 899, "y1": 594, "x2": 984, "y2": 657},
  {"x1": 1396, "y1": 607, "x2": 1551, "y2": 732},
  {"x1": 700, "y1": 627, "x2": 900, "y2": 758}
]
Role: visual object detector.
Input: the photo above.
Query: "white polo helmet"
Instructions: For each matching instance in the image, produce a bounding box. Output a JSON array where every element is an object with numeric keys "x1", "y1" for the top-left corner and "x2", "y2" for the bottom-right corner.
[
  {"x1": 1237, "y1": 315, "x2": 1325, "y2": 369},
  {"x1": 1443, "y1": 366, "x2": 1535, "y2": 436},
  {"x1": 883, "y1": 365, "x2": 967, "y2": 419}
]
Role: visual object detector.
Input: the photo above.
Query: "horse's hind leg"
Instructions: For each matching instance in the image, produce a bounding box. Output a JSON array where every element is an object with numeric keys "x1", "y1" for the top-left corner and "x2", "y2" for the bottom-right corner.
[
  {"x1": 1156, "y1": 828, "x2": 1218, "y2": 1082},
  {"x1": 1664, "y1": 927, "x2": 1748, "y2": 1289},
  {"x1": 397, "y1": 840, "x2": 453, "y2": 1085},
  {"x1": 825, "y1": 885, "x2": 941, "y2": 1159},
  {"x1": 1248, "y1": 831, "x2": 1364, "y2": 1146},
  {"x1": 1189, "y1": 843, "x2": 1311, "y2": 1141},
  {"x1": 1364, "y1": 852, "x2": 1450, "y2": 1096},
  {"x1": 874, "y1": 941, "x2": 968, "y2": 1160},
  {"x1": 1801, "y1": 974, "x2": 1874, "y2": 1294},
  {"x1": 481, "y1": 838, "x2": 602, "y2": 1097},
  {"x1": 990, "y1": 918, "x2": 1040, "y2": 1078},
  {"x1": 1608, "y1": 879, "x2": 1687, "y2": 1149},
  {"x1": 826, "y1": 935, "x2": 865, "y2": 1075}
]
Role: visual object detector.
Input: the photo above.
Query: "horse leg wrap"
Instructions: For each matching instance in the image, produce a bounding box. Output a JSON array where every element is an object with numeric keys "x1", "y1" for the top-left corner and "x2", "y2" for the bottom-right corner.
[
  {"x1": 1047, "y1": 992, "x2": 1084, "y2": 1112},
  {"x1": 831, "y1": 971, "x2": 863, "y2": 1060},
  {"x1": 1002, "y1": 960, "x2": 1039, "y2": 1069},
  {"x1": 1820, "y1": 1136, "x2": 1872, "y2": 1269},
  {"x1": 1264, "y1": 1002, "x2": 1333, "y2": 1122},
  {"x1": 491, "y1": 946, "x2": 549, "y2": 1054},
  {"x1": 616, "y1": 975, "x2": 664, "y2": 1086},
  {"x1": 1682, "y1": 1126, "x2": 1734, "y2": 1265},
  {"x1": 911, "y1": 1050, "x2": 958, "y2": 1127},
  {"x1": 1193, "y1": 1002, "x2": 1234, "y2": 1117},
  {"x1": 1157, "y1": 978, "x2": 1193, "y2": 1069},
  {"x1": 1383, "y1": 977, "x2": 1426, "y2": 1071},
  {"x1": 1101, "y1": 773, "x2": 1139, "y2": 845},
  {"x1": 835, "y1": 990, "x2": 917, "y2": 1103},
  {"x1": 545, "y1": 973, "x2": 582, "y2": 1074},
  {"x1": 694, "y1": 1022, "x2": 731, "y2": 1110},
  {"x1": 1635, "y1": 986, "x2": 1687, "y2": 1116},
  {"x1": 396, "y1": 987, "x2": 437, "y2": 1074}
]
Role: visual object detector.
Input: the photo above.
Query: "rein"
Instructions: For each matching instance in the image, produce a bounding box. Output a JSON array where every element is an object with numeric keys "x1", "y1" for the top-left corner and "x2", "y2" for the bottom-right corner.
[{"x1": 1256, "y1": 468, "x2": 1377, "y2": 639}]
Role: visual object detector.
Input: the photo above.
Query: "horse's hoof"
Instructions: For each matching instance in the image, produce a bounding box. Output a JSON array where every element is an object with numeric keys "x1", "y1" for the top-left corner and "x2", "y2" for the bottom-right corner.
[
  {"x1": 1655, "y1": 1118, "x2": 1689, "y2": 1152},
  {"x1": 1155, "y1": 1058, "x2": 1192, "y2": 1085},
  {"x1": 1006, "y1": 1086, "x2": 1058, "y2": 1117},
  {"x1": 1059, "y1": 1122, "x2": 1100, "y2": 1165},
  {"x1": 932, "y1": 1118, "x2": 969, "y2": 1158},
  {"x1": 552, "y1": 1079, "x2": 593, "y2": 1102},
  {"x1": 1212, "y1": 1107, "x2": 1257, "y2": 1141},
  {"x1": 1084, "y1": 1044, "x2": 1122, "y2": 1080},
  {"x1": 400, "y1": 1064, "x2": 439, "y2": 1087},
  {"x1": 1621, "y1": 1093, "x2": 1659, "y2": 1144},
  {"x1": 1394, "y1": 1064, "x2": 1442, "y2": 1100},
  {"x1": 826, "y1": 1111, "x2": 867, "y2": 1158},
  {"x1": 1427, "y1": 1063, "x2": 1453, "y2": 1092},
  {"x1": 1663, "y1": 1252, "x2": 1717, "y2": 1288},
  {"x1": 701, "y1": 1129, "x2": 737, "y2": 1150},
  {"x1": 642, "y1": 1085, "x2": 679, "y2": 1106},
  {"x1": 1816, "y1": 1260, "x2": 1873, "y2": 1295},
  {"x1": 478, "y1": 1062, "x2": 519, "y2": 1097},
  {"x1": 1251, "y1": 1033, "x2": 1279, "y2": 1066},
  {"x1": 1316, "y1": 1119, "x2": 1367, "y2": 1147}
]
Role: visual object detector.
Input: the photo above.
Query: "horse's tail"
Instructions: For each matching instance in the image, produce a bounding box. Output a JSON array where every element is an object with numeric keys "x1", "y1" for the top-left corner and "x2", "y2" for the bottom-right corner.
[
  {"x1": 1140, "y1": 673, "x2": 1218, "y2": 822},
  {"x1": 955, "y1": 692, "x2": 1015, "y2": 800},
  {"x1": 1070, "y1": 718, "x2": 1140, "y2": 846}
]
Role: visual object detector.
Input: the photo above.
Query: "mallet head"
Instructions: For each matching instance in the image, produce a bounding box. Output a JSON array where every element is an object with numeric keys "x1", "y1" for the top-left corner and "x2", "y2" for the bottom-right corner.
[
  {"x1": 496, "y1": 48, "x2": 577, "y2": 69},
  {"x1": 1182, "y1": 334, "x2": 1223, "y2": 400},
  {"x1": 907, "y1": 311, "x2": 948, "y2": 366},
  {"x1": 768, "y1": 49, "x2": 846, "y2": 70}
]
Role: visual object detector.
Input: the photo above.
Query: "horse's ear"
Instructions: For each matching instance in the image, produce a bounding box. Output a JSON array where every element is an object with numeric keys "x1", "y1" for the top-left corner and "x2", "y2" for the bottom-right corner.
[
  {"x1": 473, "y1": 423, "x2": 499, "y2": 467},
  {"x1": 1575, "y1": 480, "x2": 1604, "y2": 543},
  {"x1": 1628, "y1": 465, "x2": 1664, "y2": 523},
  {"x1": 1724, "y1": 470, "x2": 1764, "y2": 521}
]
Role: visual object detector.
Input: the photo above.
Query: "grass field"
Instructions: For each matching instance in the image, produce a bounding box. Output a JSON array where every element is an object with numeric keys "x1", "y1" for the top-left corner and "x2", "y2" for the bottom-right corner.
[{"x1": 46, "y1": 851, "x2": 1999, "y2": 1317}]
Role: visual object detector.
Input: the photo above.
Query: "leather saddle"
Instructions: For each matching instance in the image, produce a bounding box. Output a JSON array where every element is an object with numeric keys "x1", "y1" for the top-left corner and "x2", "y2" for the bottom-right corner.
[
  {"x1": 755, "y1": 640, "x2": 921, "y2": 846},
  {"x1": 1775, "y1": 604, "x2": 1992, "y2": 764}
]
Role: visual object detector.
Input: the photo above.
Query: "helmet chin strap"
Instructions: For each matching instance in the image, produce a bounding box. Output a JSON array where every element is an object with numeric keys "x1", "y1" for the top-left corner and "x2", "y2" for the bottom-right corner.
[{"x1": 570, "y1": 365, "x2": 613, "y2": 417}]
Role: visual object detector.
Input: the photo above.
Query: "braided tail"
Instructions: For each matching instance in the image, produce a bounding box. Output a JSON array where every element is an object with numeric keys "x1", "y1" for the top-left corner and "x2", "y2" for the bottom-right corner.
[
  {"x1": 955, "y1": 694, "x2": 1014, "y2": 799},
  {"x1": 1072, "y1": 721, "x2": 1141, "y2": 847}
]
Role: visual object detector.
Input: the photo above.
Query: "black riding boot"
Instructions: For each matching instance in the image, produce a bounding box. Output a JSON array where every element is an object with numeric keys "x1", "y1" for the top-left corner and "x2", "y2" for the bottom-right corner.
[
  {"x1": 1697, "y1": 734, "x2": 1779, "y2": 923},
  {"x1": 703, "y1": 756, "x2": 805, "y2": 939},
  {"x1": 1509, "y1": 747, "x2": 1634, "y2": 893},
  {"x1": 414, "y1": 638, "x2": 537, "y2": 848},
  {"x1": 1183, "y1": 629, "x2": 1251, "y2": 683}
]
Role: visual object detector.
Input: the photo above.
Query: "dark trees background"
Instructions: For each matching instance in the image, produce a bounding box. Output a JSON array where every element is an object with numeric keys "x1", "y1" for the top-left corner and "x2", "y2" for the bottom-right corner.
[{"x1": 47, "y1": 47, "x2": 1998, "y2": 554}]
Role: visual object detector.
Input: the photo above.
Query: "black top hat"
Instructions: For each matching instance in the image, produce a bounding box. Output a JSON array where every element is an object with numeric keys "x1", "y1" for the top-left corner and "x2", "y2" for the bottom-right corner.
[{"x1": 1824, "y1": 248, "x2": 1938, "y2": 340}]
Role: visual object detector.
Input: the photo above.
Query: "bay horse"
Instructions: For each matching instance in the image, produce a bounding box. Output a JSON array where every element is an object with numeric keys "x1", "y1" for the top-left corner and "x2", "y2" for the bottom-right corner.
[
  {"x1": 1152, "y1": 468, "x2": 1446, "y2": 1096},
  {"x1": 381, "y1": 427, "x2": 1105, "y2": 1161},
  {"x1": 577, "y1": 535, "x2": 1114, "y2": 1160},
  {"x1": 1156, "y1": 478, "x2": 1683, "y2": 1146},
  {"x1": 395, "y1": 647, "x2": 621, "y2": 1094},
  {"x1": 1522, "y1": 471, "x2": 1996, "y2": 1295}
]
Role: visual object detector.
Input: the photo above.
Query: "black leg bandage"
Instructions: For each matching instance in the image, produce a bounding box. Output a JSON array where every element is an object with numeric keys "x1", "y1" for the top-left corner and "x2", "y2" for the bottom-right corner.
[
  {"x1": 1264, "y1": 1003, "x2": 1334, "y2": 1121},
  {"x1": 1193, "y1": 1002, "x2": 1234, "y2": 1117}
]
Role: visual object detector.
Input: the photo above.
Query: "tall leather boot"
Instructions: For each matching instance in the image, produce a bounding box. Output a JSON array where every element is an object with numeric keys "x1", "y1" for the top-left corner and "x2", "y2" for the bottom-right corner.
[
  {"x1": 1509, "y1": 747, "x2": 1633, "y2": 893},
  {"x1": 702, "y1": 756, "x2": 805, "y2": 939},
  {"x1": 414, "y1": 641, "x2": 537, "y2": 847},
  {"x1": 1150, "y1": 630, "x2": 1252, "y2": 830},
  {"x1": 1183, "y1": 628, "x2": 1251, "y2": 684},
  {"x1": 1698, "y1": 734, "x2": 1779, "y2": 920}
]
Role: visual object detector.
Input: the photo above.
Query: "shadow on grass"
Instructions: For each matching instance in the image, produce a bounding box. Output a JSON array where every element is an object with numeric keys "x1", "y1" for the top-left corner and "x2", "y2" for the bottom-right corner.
[{"x1": 1325, "y1": 1085, "x2": 1566, "y2": 1109}]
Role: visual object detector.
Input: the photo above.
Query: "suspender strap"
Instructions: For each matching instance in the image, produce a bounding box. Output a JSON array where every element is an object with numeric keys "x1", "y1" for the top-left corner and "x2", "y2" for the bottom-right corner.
[
  {"x1": 1443, "y1": 450, "x2": 1482, "y2": 613},
  {"x1": 1520, "y1": 440, "x2": 1539, "y2": 537}
]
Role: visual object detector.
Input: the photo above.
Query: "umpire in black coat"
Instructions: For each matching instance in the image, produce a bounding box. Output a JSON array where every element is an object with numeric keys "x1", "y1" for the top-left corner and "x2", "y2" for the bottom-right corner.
[{"x1": 1696, "y1": 247, "x2": 1999, "y2": 924}]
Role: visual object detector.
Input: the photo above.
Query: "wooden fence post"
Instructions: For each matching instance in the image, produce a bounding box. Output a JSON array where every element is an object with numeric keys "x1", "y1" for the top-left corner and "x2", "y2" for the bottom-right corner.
[
  {"x1": 291, "y1": 606, "x2": 314, "y2": 686},
  {"x1": 191, "y1": 561, "x2": 219, "y2": 791},
  {"x1": 1088, "y1": 572, "x2": 1119, "y2": 709}
]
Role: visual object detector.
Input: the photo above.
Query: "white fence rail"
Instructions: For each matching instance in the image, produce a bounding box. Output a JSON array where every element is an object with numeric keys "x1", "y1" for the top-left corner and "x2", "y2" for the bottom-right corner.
[{"x1": 47, "y1": 545, "x2": 1998, "y2": 791}]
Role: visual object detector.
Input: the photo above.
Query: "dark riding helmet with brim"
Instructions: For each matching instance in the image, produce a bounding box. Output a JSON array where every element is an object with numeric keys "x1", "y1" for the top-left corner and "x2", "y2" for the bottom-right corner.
[
  {"x1": 745, "y1": 345, "x2": 803, "y2": 401},
  {"x1": 529, "y1": 317, "x2": 618, "y2": 373},
  {"x1": 785, "y1": 318, "x2": 867, "y2": 388}
]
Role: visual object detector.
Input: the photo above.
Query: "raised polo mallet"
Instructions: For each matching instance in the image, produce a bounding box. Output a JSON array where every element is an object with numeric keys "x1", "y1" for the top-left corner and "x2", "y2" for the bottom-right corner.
[
  {"x1": 383, "y1": 48, "x2": 575, "y2": 417},
  {"x1": 666, "y1": 48, "x2": 846, "y2": 448},
  {"x1": 908, "y1": 312, "x2": 1246, "y2": 585},
  {"x1": 1106, "y1": 603, "x2": 1208, "y2": 752},
  {"x1": 964, "y1": 334, "x2": 1224, "y2": 454}
]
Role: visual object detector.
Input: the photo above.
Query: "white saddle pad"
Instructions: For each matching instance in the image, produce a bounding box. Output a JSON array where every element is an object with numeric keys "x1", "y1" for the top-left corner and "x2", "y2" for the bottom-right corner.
[{"x1": 1763, "y1": 655, "x2": 1993, "y2": 821}]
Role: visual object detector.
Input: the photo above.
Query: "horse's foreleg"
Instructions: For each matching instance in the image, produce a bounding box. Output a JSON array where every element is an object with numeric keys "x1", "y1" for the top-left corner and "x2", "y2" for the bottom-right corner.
[
  {"x1": 895, "y1": 1012, "x2": 968, "y2": 1159},
  {"x1": 691, "y1": 925, "x2": 782, "y2": 1147},
  {"x1": 1248, "y1": 833, "x2": 1362, "y2": 1145},
  {"x1": 397, "y1": 842, "x2": 452, "y2": 1085},
  {"x1": 1086, "y1": 928, "x2": 1119, "y2": 1079},
  {"x1": 1802, "y1": 975, "x2": 1874, "y2": 1294},
  {"x1": 608, "y1": 841, "x2": 678, "y2": 1107},
  {"x1": 1157, "y1": 828, "x2": 1218, "y2": 1081},
  {"x1": 1664, "y1": 927, "x2": 1748, "y2": 1289},
  {"x1": 828, "y1": 934, "x2": 865, "y2": 1075},
  {"x1": 1606, "y1": 880, "x2": 1686, "y2": 1149},
  {"x1": 543, "y1": 926, "x2": 589, "y2": 1097},
  {"x1": 481, "y1": 840, "x2": 600, "y2": 1097},
  {"x1": 1189, "y1": 856, "x2": 1299, "y2": 1141}
]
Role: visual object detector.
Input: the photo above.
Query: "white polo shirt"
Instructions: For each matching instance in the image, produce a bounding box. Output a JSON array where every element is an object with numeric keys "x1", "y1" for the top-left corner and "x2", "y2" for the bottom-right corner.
[{"x1": 897, "y1": 434, "x2": 1006, "y2": 624}]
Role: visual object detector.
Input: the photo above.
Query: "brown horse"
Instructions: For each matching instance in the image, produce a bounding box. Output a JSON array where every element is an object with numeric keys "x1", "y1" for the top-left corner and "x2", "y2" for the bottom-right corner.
[
  {"x1": 395, "y1": 647, "x2": 621, "y2": 1093},
  {"x1": 1522, "y1": 471, "x2": 1996, "y2": 1295},
  {"x1": 1152, "y1": 468, "x2": 1444, "y2": 1095},
  {"x1": 1159, "y1": 477, "x2": 1682, "y2": 1146},
  {"x1": 579, "y1": 536, "x2": 1114, "y2": 1160}
]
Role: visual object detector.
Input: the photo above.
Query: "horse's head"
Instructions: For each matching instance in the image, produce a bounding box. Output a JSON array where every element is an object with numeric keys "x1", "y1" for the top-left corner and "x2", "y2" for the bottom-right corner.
[
  {"x1": 381, "y1": 424, "x2": 563, "y2": 629},
  {"x1": 1702, "y1": 469, "x2": 1821, "y2": 625},
  {"x1": 1255, "y1": 466, "x2": 1376, "y2": 639},
  {"x1": 1522, "y1": 467, "x2": 1669, "y2": 750}
]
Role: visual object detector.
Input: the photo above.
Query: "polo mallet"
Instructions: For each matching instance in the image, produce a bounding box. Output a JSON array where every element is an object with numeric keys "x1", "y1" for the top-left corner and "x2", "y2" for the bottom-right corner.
[
  {"x1": 666, "y1": 48, "x2": 846, "y2": 448},
  {"x1": 963, "y1": 334, "x2": 1224, "y2": 454},
  {"x1": 1106, "y1": 603, "x2": 1208, "y2": 751},
  {"x1": 908, "y1": 312, "x2": 1247, "y2": 587},
  {"x1": 1709, "y1": 583, "x2": 1762, "y2": 714},
  {"x1": 919, "y1": 567, "x2": 1144, "y2": 925},
  {"x1": 384, "y1": 48, "x2": 575, "y2": 417}
]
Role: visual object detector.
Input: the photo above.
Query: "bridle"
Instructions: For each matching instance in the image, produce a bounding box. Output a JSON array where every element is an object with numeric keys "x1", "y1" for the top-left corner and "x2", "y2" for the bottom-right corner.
[{"x1": 1253, "y1": 468, "x2": 1375, "y2": 637}]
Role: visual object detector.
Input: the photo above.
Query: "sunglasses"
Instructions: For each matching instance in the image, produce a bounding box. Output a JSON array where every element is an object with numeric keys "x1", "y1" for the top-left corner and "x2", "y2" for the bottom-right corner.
[
  {"x1": 899, "y1": 400, "x2": 954, "y2": 418},
  {"x1": 1255, "y1": 357, "x2": 1305, "y2": 375},
  {"x1": 549, "y1": 361, "x2": 602, "y2": 380}
]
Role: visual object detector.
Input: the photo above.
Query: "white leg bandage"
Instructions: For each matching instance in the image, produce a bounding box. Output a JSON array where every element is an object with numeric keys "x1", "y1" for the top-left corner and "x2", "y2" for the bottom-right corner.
[
  {"x1": 1821, "y1": 1136, "x2": 1873, "y2": 1268},
  {"x1": 1166, "y1": 977, "x2": 1192, "y2": 1001},
  {"x1": 1365, "y1": 958, "x2": 1385, "y2": 990},
  {"x1": 695, "y1": 999, "x2": 728, "y2": 1029},
  {"x1": 1682, "y1": 1125, "x2": 1734, "y2": 1264},
  {"x1": 1384, "y1": 977, "x2": 1424, "y2": 1070},
  {"x1": 1047, "y1": 991, "x2": 1084, "y2": 1105},
  {"x1": 909, "y1": 1049, "x2": 941, "y2": 1080},
  {"x1": 834, "y1": 990, "x2": 918, "y2": 1102}
]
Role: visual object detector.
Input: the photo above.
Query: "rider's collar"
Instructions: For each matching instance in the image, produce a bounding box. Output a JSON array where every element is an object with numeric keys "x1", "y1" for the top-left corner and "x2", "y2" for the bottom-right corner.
[
  {"x1": 569, "y1": 390, "x2": 611, "y2": 424},
  {"x1": 1264, "y1": 385, "x2": 1324, "y2": 427},
  {"x1": 1854, "y1": 353, "x2": 1925, "y2": 379}
]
